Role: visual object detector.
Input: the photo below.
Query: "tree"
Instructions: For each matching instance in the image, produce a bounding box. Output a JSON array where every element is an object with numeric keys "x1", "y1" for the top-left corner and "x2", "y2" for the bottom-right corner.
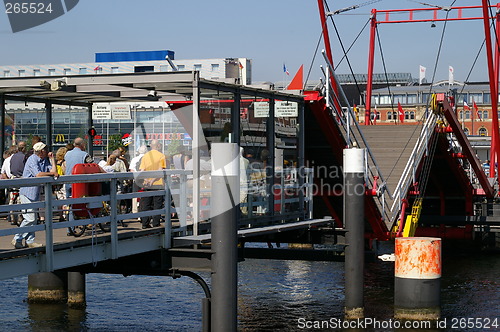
[
  {"x1": 166, "y1": 137, "x2": 182, "y2": 157},
  {"x1": 107, "y1": 134, "x2": 123, "y2": 152}
]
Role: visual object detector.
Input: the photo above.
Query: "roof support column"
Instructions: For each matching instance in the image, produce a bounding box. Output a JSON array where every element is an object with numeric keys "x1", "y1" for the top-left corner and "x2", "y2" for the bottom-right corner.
[
  {"x1": 267, "y1": 97, "x2": 276, "y2": 218},
  {"x1": 298, "y1": 101, "x2": 305, "y2": 218},
  {"x1": 0, "y1": 95, "x2": 5, "y2": 166},
  {"x1": 45, "y1": 101, "x2": 52, "y2": 151},
  {"x1": 192, "y1": 73, "x2": 201, "y2": 236},
  {"x1": 87, "y1": 104, "x2": 94, "y2": 157},
  {"x1": 231, "y1": 89, "x2": 241, "y2": 145}
]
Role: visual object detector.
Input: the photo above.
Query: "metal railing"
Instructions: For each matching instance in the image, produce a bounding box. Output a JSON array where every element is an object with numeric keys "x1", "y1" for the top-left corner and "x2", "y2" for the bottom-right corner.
[
  {"x1": 0, "y1": 166, "x2": 314, "y2": 273},
  {"x1": 390, "y1": 112, "x2": 437, "y2": 221},
  {"x1": 321, "y1": 52, "x2": 392, "y2": 222}
]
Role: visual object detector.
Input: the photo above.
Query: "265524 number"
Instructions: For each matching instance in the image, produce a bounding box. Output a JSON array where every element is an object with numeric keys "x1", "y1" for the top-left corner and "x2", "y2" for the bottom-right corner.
[{"x1": 5, "y1": 2, "x2": 53, "y2": 14}]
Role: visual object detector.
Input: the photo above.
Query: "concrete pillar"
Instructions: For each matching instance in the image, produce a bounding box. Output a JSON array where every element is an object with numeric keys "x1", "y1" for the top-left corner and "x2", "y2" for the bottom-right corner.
[
  {"x1": 210, "y1": 143, "x2": 239, "y2": 332},
  {"x1": 343, "y1": 148, "x2": 365, "y2": 320},
  {"x1": 28, "y1": 272, "x2": 67, "y2": 304},
  {"x1": 394, "y1": 237, "x2": 441, "y2": 320},
  {"x1": 67, "y1": 272, "x2": 86, "y2": 308}
]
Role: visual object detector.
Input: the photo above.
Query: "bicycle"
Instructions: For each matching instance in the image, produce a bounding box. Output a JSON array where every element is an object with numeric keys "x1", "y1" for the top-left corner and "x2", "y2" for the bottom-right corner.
[
  {"x1": 67, "y1": 201, "x2": 127, "y2": 237},
  {"x1": 7, "y1": 187, "x2": 22, "y2": 226}
]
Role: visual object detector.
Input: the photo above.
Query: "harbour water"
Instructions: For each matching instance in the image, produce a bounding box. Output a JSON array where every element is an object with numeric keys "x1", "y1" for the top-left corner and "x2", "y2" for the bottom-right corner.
[{"x1": 0, "y1": 245, "x2": 498, "y2": 331}]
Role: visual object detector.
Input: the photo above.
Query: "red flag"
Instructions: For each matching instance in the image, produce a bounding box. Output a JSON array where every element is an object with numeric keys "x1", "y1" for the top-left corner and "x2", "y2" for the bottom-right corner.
[
  {"x1": 398, "y1": 102, "x2": 404, "y2": 123},
  {"x1": 287, "y1": 64, "x2": 304, "y2": 90},
  {"x1": 473, "y1": 101, "x2": 481, "y2": 121}
]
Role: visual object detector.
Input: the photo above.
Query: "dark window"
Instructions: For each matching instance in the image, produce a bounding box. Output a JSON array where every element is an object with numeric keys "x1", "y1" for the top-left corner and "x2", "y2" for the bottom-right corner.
[{"x1": 134, "y1": 66, "x2": 154, "y2": 73}]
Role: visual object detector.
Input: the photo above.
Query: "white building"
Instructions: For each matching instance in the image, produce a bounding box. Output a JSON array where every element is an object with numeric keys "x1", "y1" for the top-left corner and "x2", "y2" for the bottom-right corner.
[{"x1": 0, "y1": 50, "x2": 252, "y2": 85}]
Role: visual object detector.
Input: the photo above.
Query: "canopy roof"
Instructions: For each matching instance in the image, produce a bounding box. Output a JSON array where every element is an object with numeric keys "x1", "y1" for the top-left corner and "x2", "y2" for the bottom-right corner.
[{"x1": 0, "y1": 71, "x2": 304, "y2": 106}]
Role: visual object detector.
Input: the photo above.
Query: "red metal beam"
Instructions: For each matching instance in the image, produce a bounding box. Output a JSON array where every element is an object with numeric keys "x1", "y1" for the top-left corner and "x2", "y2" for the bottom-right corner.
[
  {"x1": 316, "y1": 0, "x2": 343, "y2": 119},
  {"x1": 364, "y1": 3, "x2": 499, "y2": 131},
  {"x1": 439, "y1": 140, "x2": 475, "y2": 216},
  {"x1": 320, "y1": 195, "x2": 343, "y2": 228},
  {"x1": 482, "y1": 0, "x2": 500, "y2": 178},
  {"x1": 490, "y1": 4, "x2": 500, "y2": 178},
  {"x1": 415, "y1": 225, "x2": 473, "y2": 239},
  {"x1": 364, "y1": 195, "x2": 389, "y2": 241},
  {"x1": 365, "y1": 9, "x2": 377, "y2": 125},
  {"x1": 375, "y1": 5, "x2": 496, "y2": 24},
  {"x1": 442, "y1": 98, "x2": 495, "y2": 198}
]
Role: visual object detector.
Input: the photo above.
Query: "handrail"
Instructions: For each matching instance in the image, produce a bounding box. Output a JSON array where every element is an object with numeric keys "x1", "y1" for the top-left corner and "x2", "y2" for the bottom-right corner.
[
  {"x1": 390, "y1": 112, "x2": 437, "y2": 221},
  {"x1": 0, "y1": 166, "x2": 315, "y2": 257},
  {"x1": 321, "y1": 51, "x2": 392, "y2": 222}
]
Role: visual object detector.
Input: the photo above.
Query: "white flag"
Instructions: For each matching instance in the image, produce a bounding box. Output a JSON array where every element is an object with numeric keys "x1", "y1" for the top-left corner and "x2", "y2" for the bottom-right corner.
[
  {"x1": 449, "y1": 66, "x2": 454, "y2": 85},
  {"x1": 419, "y1": 65, "x2": 426, "y2": 84}
]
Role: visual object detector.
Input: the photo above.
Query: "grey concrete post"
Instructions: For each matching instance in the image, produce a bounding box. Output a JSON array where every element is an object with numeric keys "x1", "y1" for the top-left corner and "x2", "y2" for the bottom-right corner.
[
  {"x1": 343, "y1": 148, "x2": 365, "y2": 319},
  {"x1": 210, "y1": 143, "x2": 239, "y2": 332},
  {"x1": 67, "y1": 272, "x2": 86, "y2": 308},
  {"x1": 28, "y1": 271, "x2": 67, "y2": 304}
]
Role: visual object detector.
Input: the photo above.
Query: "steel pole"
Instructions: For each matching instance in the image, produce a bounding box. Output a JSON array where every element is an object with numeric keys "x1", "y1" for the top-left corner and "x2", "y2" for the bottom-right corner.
[
  {"x1": 365, "y1": 9, "x2": 377, "y2": 125},
  {"x1": 210, "y1": 143, "x2": 239, "y2": 332},
  {"x1": 343, "y1": 148, "x2": 365, "y2": 319},
  {"x1": 482, "y1": 0, "x2": 499, "y2": 178}
]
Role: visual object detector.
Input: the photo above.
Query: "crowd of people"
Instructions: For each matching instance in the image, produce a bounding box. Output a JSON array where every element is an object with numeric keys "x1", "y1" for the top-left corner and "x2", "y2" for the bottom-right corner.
[
  {"x1": 2, "y1": 136, "x2": 195, "y2": 249},
  {"x1": 1, "y1": 137, "x2": 293, "y2": 249}
]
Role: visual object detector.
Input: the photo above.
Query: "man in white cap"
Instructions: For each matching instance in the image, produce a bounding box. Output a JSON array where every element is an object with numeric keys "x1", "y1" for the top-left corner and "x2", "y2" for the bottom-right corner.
[{"x1": 12, "y1": 142, "x2": 57, "y2": 249}]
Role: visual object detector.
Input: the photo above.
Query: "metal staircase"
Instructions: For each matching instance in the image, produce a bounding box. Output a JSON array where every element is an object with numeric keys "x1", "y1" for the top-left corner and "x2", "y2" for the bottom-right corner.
[
  {"x1": 390, "y1": 112, "x2": 437, "y2": 223},
  {"x1": 316, "y1": 54, "x2": 497, "y2": 238}
]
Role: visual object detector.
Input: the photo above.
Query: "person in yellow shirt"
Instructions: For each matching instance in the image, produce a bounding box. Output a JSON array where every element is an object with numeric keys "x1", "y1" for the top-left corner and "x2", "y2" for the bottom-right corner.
[{"x1": 139, "y1": 139, "x2": 167, "y2": 228}]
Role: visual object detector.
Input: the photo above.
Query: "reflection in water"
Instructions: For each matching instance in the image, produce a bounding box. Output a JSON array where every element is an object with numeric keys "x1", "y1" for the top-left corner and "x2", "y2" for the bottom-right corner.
[
  {"x1": 28, "y1": 303, "x2": 87, "y2": 331},
  {"x1": 238, "y1": 259, "x2": 345, "y2": 331},
  {"x1": 0, "y1": 250, "x2": 498, "y2": 331},
  {"x1": 283, "y1": 260, "x2": 313, "y2": 302}
]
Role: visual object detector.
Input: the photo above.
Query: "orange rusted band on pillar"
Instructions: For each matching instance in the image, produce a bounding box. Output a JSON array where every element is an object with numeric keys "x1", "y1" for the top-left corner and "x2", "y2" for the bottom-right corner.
[
  {"x1": 395, "y1": 237, "x2": 441, "y2": 279},
  {"x1": 394, "y1": 237, "x2": 441, "y2": 321}
]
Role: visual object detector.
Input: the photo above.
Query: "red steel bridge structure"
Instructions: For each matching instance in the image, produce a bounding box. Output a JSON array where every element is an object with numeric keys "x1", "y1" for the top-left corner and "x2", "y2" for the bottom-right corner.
[{"x1": 306, "y1": 0, "x2": 500, "y2": 243}]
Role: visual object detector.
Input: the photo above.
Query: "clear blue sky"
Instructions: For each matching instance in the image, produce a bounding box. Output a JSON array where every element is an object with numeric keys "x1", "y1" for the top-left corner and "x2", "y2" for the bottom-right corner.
[{"x1": 0, "y1": 0, "x2": 493, "y2": 84}]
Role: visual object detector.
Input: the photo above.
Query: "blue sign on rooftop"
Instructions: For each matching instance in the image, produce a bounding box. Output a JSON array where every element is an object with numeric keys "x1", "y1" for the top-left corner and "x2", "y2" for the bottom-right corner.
[{"x1": 95, "y1": 50, "x2": 175, "y2": 62}]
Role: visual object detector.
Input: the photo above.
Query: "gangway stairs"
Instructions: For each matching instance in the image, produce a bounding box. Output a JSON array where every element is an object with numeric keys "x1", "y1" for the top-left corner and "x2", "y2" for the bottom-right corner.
[
  {"x1": 359, "y1": 124, "x2": 423, "y2": 224},
  {"x1": 305, "y1": 54, "x2": 493, "y2": 239}
]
